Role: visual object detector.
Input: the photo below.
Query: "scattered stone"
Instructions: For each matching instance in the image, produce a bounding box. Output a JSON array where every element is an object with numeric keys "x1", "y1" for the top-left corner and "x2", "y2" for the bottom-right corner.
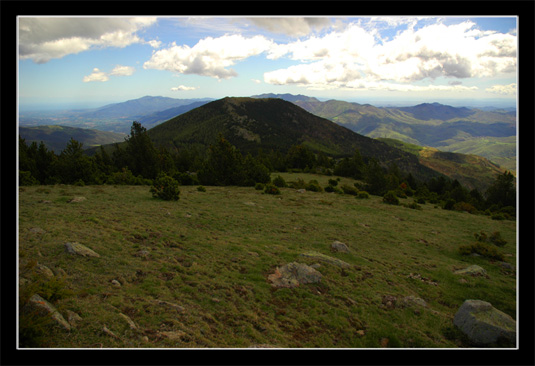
[
  {"x1": 356, "y1": 329, "x2": 366, "y2": 337},
  {"x1": 499, "y1": 262, "x2": 514, "y2": 270},
  {"x1": 64, "y1": 242, "x2": 100, "y2": 258},
  {"x1": 118, "y1": 313, "x2": 138, "y2": 330},
  {"x1": 296, "y1": 189, "x2": 306, "y2": 193},
  {"x1": 248, "y1": 251, "x2": 259, "y2": 257},
  {"x1": 151, "y1": 300, "x2": 185, "y2": 313},
  {"x1": 102, "y1": 326, "x2": 119, "y2": 339},
  {"x1": 454, "y1": 265, "x2": 487, "y2": 277},
  {"x1": 68, "y1": 196, "x2": 86, "y2": 203},
  {"x1": 34, "y1": 263, "x2": 55, "y2": 279},
  {"x1": 111, "y1": 280, "x2": 122, "y2": 288},
  {"x1": 399, "y1": 296, "x2": 427, "y2": 308},
  {"x1": 134, "y1": 250, "x2": 150, "y2": 259},
  {"x1": 382, "y1": 295, "x2": 397, "y2": 309},
  {"x1": 268, "y1": 262, "x2": 322, "y2": 288},
  {"x1": 29, "y1": 227, "x2": 46, "y2": 235},
  {"x1": 25, "y1": 294, "x2": 71, "y2": 331},
  {"x1": 160, "y1": 330, "x2": 187, "y2": 342},
  {"x1": 66, "y1": 310, "x2": 82, "y2": 328},
  {"x1": 299, "y1": 251, "x2": 351, "y2": 268},
  {"x1": 453, "y1": 300, "x2": 516, "y2": 346},
  {"x1": 407, "y1": 273, "x2": 438, "y2": 286},
  {"x1": 331, "y1": 240, "x2": 350, "y2": 253}
]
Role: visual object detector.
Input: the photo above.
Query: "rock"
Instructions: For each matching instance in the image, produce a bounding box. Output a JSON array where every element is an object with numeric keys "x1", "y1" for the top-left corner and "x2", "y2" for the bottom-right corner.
[
  {"x1": 382, "y1": 295, "x2": 397, "y2": 309},
  {"x1": 299, "y1": 251, "x2": 351, "y2": 268},
  {"x1": 102, "y1": 326, "x2": 119, "y2": 339},
  {"x1": 66, "y1": 310, "x2": 82, "y2": 327},
  {"x1": 34, "y1": 263, "x2": 55, "y2": 279},
  {"x1": 160, "y1": 330, "x2": 187, "y2": 341},
  {"x1": 68, "y1": 196, "x2": 86, "y2": 203},
  {"x1": 118, "y1": 313, "x2": 137, "y2": 330},
  {"x1": 268, "y1": 262, "x2": 322, "y2": 288},
  {"x1": 399, "y1": 296, "x2": 427, "y2": 308},
  {"x1": 331, "y1": 240, "x2": 350, "y2": 253},
  {"x1": 64, "y1": 242, "x2": 100, "y2": 258},
  {"x1": 453, "y1": 300, "x2": 516, "y2": 346},
  {"x1": 111, "y1": 279, "x2": 122, "y2": 288},
  {"x1": 151, "y1": 300, "x2": 185, "y2": 313},
  {"x1": 454, "y1": 265, "x2": 487, "y2": 277},
  {"x1": 499, "y1": 261, "x2": 514, "y2": 270},
  {"x1": 29, "y1": 227, "x2": 46, "y2": 235},
  {"x1": 25, "y1": 294, "x2": 71, "y2": 331},
  {"x1": 296, "y1": 189, "x2": 306, "y2": 193}
]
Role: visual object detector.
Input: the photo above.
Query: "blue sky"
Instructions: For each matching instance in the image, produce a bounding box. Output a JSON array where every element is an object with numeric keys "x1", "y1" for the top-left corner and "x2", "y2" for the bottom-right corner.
[{"x1": 18, "y1": 16, "x2": 517, "y2": 110}]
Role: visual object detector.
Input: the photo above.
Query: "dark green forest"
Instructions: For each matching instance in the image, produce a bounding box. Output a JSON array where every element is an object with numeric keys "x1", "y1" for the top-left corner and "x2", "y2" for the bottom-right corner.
[{"x1": 19, "y1": 121, "x2": 516, "y2": 219}]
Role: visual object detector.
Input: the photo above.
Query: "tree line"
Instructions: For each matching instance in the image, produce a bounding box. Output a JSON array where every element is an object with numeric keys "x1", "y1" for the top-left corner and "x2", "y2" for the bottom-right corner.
[{"x1": 19, "y1": 121, "x2": 516, "y2": 218}]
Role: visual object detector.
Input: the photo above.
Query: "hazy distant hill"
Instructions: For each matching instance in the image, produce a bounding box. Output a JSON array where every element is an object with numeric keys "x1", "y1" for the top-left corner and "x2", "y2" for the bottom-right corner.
[
  {"x1": 19, "y1": 125, "x2": 125, "y2": 153},
  {"x1": 147, "y1": 97, "x2": 441, "y2": 182}
]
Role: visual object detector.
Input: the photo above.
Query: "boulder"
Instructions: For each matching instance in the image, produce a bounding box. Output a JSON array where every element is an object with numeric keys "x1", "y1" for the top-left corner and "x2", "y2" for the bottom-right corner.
[
  {"x1": 68, "y1": 196, "x2": 86, "y2": 203},
  {"x1": 299, "y1": 251, "x2": 351, "y2": 268},
  {"x1": 453, "y1": 300, "x2": 516, "y2": 346},
  {"x1": 454, "y1": 265, "x2": 487, "y2": 277},
  {"x1": 331, "y1": 241, "x2": 350, "y2": 253},
  {"x1": 25, "y1": 294, "x2": 71, "y2": 331},
  {"x1": 64, "y1": 242, "x2": 100, "y2": 258},
  {"x1": 268, "y1": 262, "x2": 322, "y2": 288}
]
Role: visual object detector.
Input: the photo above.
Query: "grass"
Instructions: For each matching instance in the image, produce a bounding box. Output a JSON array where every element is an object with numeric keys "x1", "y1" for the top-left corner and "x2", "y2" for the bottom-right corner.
[{"x1": 18, "y1": 173, "x2": 517, "y2": 348}]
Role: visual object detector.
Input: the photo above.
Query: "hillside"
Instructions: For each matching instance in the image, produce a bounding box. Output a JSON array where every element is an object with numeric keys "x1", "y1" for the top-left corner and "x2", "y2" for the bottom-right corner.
[
  {"x1": 292, "y1": 99, "x2": 516, "y2": 172},
  {"x1": 18, "y1": 176, "x2": 517, "y2": 349},
  {"x1": 19, "y1": 125, "x2": 126, "y2": 153},
  {"x1": 146, "y1": 97, "x2": 440, "y2": 181},
  {"x1": 378, "y1": 138, "x2": 508, "y2": 192}
]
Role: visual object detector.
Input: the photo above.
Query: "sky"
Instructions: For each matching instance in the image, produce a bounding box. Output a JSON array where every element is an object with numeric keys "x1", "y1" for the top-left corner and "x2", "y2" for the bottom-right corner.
[{"x1": 17, "y1": 16, "x2": 518, "y2": 110}]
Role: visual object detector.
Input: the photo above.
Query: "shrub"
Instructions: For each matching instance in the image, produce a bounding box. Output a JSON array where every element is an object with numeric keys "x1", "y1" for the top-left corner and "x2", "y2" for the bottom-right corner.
[
  {"x1": 325, "y1": 185, "x2": 343, "y2": 194},
  {"x1": 288, "y1": 178, "x2": 307, "y2": 190},
  {"x1": 383, "y1": 191, "x2": 399, "y2": 205},
  {"x1": 150, "y1": 174, "x2": 180, "y2": 201},
  {"x1": 453, "y1": 201, "x2": 477, "y2": 214},
  {"x1": 174, "y1": 172, "x2": 199, "y2": 186},
  {"x1": 254, "y1": 183, "x2": 264, "y2": 191},
  {"x1": 458, "y1": 242, "x2": 505, "y2": 261},
  {"x1": 404, "y1": 202, "x2": 422, "y2": 210},
  {"x1": 197, "y1": 186, "x2": 206, "y2": 192},
  {"x1": 272, "y1": 175, "x2": 287, "y2": 188},
  {"x1": 263, "y1": 183, "x2": 281, "y2": 195},
  {"x1": 416, "y1": 197, "x2": 426, "y2": 204},
  {"x1": 443, "y1": 199, "x2": 456, "y2": 210},
  {"x1": 356, "y1": 191, "x2": 369, "y2": 199},
  {"x1": 341, "y1": 184, "x2": 359, "y2": 196},
  {"x1": 489, "y1": 231, "x2": 507, "y2": 247},
  {"x1": 491, "y1": 213, "x2": 505, "y2": 221},
  {"x1": 306, "y1": 181, "x2": 323, "y2": 192},
  {"x1": 328, "y1": 179, "x2": 338, "y2": 187}
]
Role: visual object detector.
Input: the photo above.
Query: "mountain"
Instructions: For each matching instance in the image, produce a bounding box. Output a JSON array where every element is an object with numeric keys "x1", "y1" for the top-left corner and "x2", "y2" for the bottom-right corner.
[
  {"x1": 136, "y1": 100, "x2": 212, "y2": 129},
  {"x1": 292, "y1": 99, "x2": 516, "y2": 172},
  {"x1": 146, "y1": 97, "x2": 441, "y2": 182},
  {"x1": 78, "y1": 96, "x2": 214, "y2": 119},
  {"x1": 252, "y1": 93, "x2": 320, "y2": 103},
  {"x1": 19, "y1": 125, "x2": 126, "y2": 153},
  {"x1": 377, "y1": 138, "x2": 508, "y2": 192}
]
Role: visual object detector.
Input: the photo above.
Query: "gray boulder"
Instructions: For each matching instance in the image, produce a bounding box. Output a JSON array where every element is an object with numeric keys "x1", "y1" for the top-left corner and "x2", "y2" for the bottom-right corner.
[
  {"x1": 453, "y1": 300, "x2": 516, "y2": 346},
  {"x1": 331, "y1": 241, "x2": 350, "y2": 253},
  {"x1": 454, "y1": 265, "x2": 487, "y2": 277},
  {"x1": 299, "y1": 251, "x2": 351, "y2": 268},
  {"x1": 25, "y1": 294, "x2": 71, "y2": 331},
  {"x1": 268, "y1": 262, "x2": 322, "y2": 288}
]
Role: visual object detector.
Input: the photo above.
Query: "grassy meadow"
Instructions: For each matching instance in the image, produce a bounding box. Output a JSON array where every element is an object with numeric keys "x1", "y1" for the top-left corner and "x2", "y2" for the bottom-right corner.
[{"x1": 18, "y1": 173, "x2": 517, "y2": 348}]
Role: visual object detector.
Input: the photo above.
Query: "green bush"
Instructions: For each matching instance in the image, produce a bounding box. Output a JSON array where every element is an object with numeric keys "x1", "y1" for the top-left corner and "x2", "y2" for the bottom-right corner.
[
  {"x1": 254, "y1": 183, "x2": 264, "y2": 191},
  {"x1": 443, "y1": 199, "x2": 456, "y2": 210},
  {"x1": 197, "y1": 186, "x2": 206, "y2": 192},
  {"x1": 475, "y1": 231, "x2": 507, "y2": 247},
  {"x1": 341, "y1": 184, "x2": 359, "y2": 196},
  {"x1": 382, "y1": 191, "x2": 399, "y2": 205},
  {"x1": 328, "y1": 179, "x2": 338, "y2": 187},
  {"x1": 458, "y1": 242, "x2": 505, "y2": 261},
  {"x1": 306, "y1": 181, "x2": 323, "y2": 192},
  {"x1": 453, "y1": 201, "x2": 477, "y2": 214},
  {"x1": 288, "y1": 178, "x2": 307, "y2": 190},
  {"x1": 272, "y1": 175, "x2": 287, "y2": 188},
  {"x1": 263, "y1": 183, "x2": 281, "y2": 195},
  {"x1": 150, "y1": 174, "x2": 180, "y2": 201},
  {"x1": 491, "y1": 213, "x2": 505, "y2": 221},
  {"x1": 356, "y1": 191, "x2": 369, "y2": 199}
]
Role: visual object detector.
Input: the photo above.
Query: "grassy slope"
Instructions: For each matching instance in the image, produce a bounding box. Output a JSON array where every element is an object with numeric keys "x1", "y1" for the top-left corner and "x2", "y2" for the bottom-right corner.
[{"x1": 18, "y1": 175, "x2": 516, "y2": 348}]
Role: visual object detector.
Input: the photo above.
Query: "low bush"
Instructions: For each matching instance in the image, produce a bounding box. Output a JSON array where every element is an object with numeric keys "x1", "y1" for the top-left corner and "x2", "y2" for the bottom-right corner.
[
  {"x1": 263, "y1": 183, "x2": 281, "y2": 195},
  {"x1": 341, "y1": 184, "x2": 359, "y2": 196},
  {"x1": 458, "y1": 242, "x2": 505, "y2": 261},
  {"x1": 272, "y1": 175, "x2": 287, "y2": 188},
  {"x1": 197, "y1": 186, "x2": 206, "y2": 192},
  {"x1": 150, "y1": 174, "x2": 180, "y2": 201},
  {"x1": 328, "y1": 179, "x2": 338, "y2": 187},
  {"x1": 254, "y1": 183, "x2": 264, "y2": 191},
  {"x1": 475, "y1": 231, "x2": 507, "y2": 247},
  {"x1": 383, "y1": 191, "x2": 399, "y2": 205},
  {"x1": 306, "y1": 181, "x2": 323, "y2": 192},
  {"x1": 288, "y1": 178, "x2": 307, "y2": 190},
  {"x1": 453, "y1": 202, "x2": 477, "y2": 214},
  {"x1": 356, "y1": 191, "x2": 370, "y2": 199}
]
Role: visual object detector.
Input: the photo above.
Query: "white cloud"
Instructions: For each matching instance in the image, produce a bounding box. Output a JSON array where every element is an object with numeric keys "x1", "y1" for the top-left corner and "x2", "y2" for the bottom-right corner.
[
  {"x1": 19, "y1": 17, "x2": 158, "y2": 63},
  {"x1": 143, "y1": 34, "x2": 274, "y2": 79},
  {"x1": 171, "y1": 85, "x2": 197, "y2": 91},
  {"x1": 82, "y1": 68, "x2": 109, "y2": 82},
  {"x1": 83, "y1": 65, "x2": 134, "y2": 82},
  {"x1": 247, "y1": 17, "x2": 331, "y2": 37},
  {"x1": 263, "y1": 19, "x2": 517, "y2": 93},
  {"x1": 485, "y1": 83, "x2": 516, "y2": 95}
]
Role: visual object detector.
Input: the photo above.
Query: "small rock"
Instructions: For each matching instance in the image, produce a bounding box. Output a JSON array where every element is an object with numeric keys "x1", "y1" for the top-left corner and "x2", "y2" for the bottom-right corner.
[
  {"x1": 454, "y1": 265, "x2": 487, "y2": 277},
  {"x1": 152, "y1": 300, "x2": 185, "y2": 313},
  {"x1": 66, "y1": 310, "x2": 82, "y2": 327},
  {"x1": 268, "y1": 262, "x2": 322, "y2": 288},
  {"x1": 34, "y1": 263, "x2": 55, "y2": 279},
  {"x1": 68, "y1": 196, "x2": 86, "y2": 203},
  {"x1": 160, "y1": 330, "x2": 187, "y2": 341},
  {"x1": 64, "y1": 242, "x2": 100, "y2": 258},
  {"x1": 29, "y1": 227, "x2": 46, "y2": 235},
  {"x1": 331, "y1": 240, "x2": 350, "y2": 253},
  {"x1": 382, "y1": 295, "x2": 397, "y2": 309},
  {"x1": 118, "y1": 313, "x2": 137, "y2": 330},
  {"x1": 111, "y1": 279, "x2": 122, "y2": 288},
  {"x1": 356, "y1": 329, "x2": 366, "y2": 337},
  {"x1": 296, "y1": 189, "x2": 306, "y2": 193},
  {"x1": 399, "y1": 296, "x2": 427, "y2": 308},
  {"x1": 299, "y1": 251, "x2": 351, "y2": 268},
  {"x1": 102, "y1": 326, "x2": 119, "y2": 339},
  {"x1": 499, "y1": 262, "x2": 514, "y2": 270},
  {"x1": 453, "y1": 300, "x2": 516, "y2": 346}
]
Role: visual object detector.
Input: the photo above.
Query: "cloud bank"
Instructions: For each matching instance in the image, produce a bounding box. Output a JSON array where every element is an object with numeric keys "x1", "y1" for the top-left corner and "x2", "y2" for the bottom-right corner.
[
  {"x1": 83, "y1": 65, "x2": 134, "y2": 82},
  {"x1": 19, "y1": 17, "x2": 158, "y2": 63}
]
